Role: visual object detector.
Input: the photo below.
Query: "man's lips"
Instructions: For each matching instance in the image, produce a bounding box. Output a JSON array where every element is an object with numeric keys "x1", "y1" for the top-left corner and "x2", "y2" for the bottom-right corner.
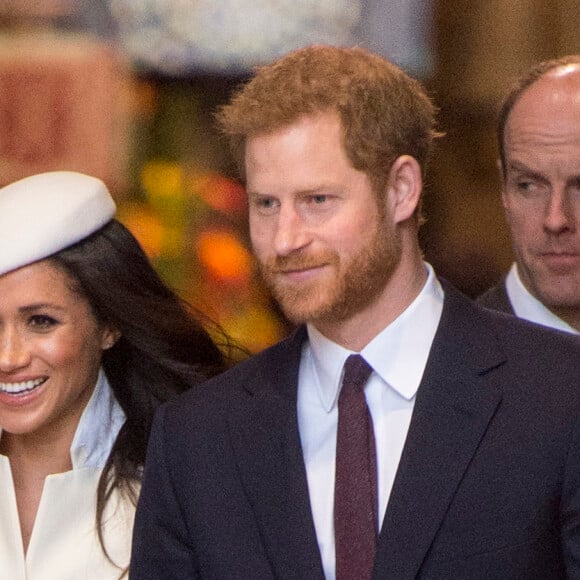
[
  {"x1": 268, "y1": 263, "x2": 330, "y2": 282},
  {"x1": 274, "y1": 265, "x2": 325, "y2": 274},
  {"x1": 273, "y1": 261, "x2": 330, "y2": 272},
  {"x1": 539, "y1": 251, "x2": 580, "y2": 258},
  {"x1": 538, "y1": 252, "x2": 580, "y2": 269}
]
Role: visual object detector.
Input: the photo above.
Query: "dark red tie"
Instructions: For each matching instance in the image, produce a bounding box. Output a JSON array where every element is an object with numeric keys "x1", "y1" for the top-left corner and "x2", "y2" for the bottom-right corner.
[{"x1": 334, "y1": 354, "x2": 377, "y2": 580}]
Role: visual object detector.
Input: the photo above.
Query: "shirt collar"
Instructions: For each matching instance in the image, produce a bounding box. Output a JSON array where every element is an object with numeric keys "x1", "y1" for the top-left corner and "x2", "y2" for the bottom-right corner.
[
  {"x1": 306, "y1": 263, "x2": 444, "y2": 411},
  {"x1": 70, "y1": 368, "x2": 126, "y2": 469},
  {"x1": 506, "y1": 263, "x2": 578, "y2": 335}
]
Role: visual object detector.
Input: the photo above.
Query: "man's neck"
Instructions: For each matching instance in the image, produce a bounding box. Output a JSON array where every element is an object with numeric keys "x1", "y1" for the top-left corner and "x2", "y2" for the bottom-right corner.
[
  {"x1": 506, "y1": 264, "x2": 580, "y2": 334},
  {"x1": 548, "y1": 305, "x2": 580, "y2": 332},
  {"x1": 314, "y1": 253, "x2": 428, "y2": 351}
]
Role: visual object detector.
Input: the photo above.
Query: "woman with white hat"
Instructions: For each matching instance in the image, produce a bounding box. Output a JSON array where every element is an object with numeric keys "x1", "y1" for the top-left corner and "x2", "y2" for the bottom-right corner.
[{"x1": 0, "y1": 171, "x2": 229, "y2": 579}]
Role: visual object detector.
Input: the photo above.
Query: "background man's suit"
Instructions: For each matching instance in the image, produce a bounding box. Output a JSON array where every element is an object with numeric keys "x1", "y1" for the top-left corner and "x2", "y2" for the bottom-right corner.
[
  {"x1": 476, "y1": 277, "x2": 514, "y2": 315},
  {"x1": 131, "y1": 284, "x2": 580, "y2": 579}
]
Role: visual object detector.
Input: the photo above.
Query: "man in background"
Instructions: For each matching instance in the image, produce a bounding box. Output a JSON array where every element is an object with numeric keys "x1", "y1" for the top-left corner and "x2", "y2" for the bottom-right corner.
[
  {"x1": 131, "y1": 45, "x2": 580, "y2": 579},
  {"x1": 478, "y1": 56, "x2": 580, "y2": 333}
]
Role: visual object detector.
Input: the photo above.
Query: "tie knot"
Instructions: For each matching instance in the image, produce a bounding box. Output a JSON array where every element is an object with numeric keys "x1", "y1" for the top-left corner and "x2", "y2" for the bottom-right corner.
[{"x1": 342, "y1": 354, "x2": 373, "y2": 392}]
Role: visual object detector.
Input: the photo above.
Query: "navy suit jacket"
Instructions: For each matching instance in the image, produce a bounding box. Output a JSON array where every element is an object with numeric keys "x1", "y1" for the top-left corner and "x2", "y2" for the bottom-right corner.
[
  {"x1": 476, "y1": 279, "x2": 515, "y2": 315},
  {"x1": 131, "y1": 283, "x2": 580, "y2": 579}
]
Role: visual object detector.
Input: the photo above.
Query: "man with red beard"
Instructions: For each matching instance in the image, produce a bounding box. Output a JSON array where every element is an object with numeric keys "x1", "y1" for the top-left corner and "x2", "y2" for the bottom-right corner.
[
  {"x1": 131, "y1": 46, "x2": 580, "y2": 580},
  {"x1": 478, "y1": 56, "x2": 580, "y2": 335}
]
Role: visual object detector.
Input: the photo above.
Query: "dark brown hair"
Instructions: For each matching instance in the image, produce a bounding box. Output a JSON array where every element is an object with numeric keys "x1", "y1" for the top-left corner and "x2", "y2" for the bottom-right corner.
[{"x1": 51, "y1": 219, "x2": 230, "y2": 575}]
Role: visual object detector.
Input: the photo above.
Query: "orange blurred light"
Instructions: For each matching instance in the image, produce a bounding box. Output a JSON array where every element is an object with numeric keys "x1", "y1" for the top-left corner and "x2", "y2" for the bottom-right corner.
[
  {"x1": 197, "y1": 229, "x2": 253, "y2": 283},
  {"x1": 120, "y1": 206, "x2": 165, "y2": 259},
  {"x1": 192, "y1": 171, "x2": 247, "y2": 214}
]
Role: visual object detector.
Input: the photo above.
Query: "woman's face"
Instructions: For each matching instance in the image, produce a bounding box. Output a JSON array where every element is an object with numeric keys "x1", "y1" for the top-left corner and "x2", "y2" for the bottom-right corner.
[{"x1": 0, "y1": 260, "x2": 116, "y2": 441}]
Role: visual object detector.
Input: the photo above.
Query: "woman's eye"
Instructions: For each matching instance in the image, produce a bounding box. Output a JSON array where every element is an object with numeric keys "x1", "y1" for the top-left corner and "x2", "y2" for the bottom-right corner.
[{"x1": 29, "y1": 315, "x2": 58, "y2": 330}]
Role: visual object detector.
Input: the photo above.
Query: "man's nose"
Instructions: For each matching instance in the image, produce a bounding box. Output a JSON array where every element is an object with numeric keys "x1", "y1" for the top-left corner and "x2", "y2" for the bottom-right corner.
[
  {"x1": 544, "y1": 188, "x2": 575, "y2": 234},
  {"x1": 273, "y1": 206, "x2": 311, "y2": 256}
]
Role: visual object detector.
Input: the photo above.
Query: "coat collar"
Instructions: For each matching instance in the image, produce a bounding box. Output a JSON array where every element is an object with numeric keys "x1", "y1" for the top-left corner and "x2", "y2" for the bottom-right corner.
[
  {"x1": 0, "y1": 368, "x2": 124, "y2": 471},
  {"x1": 227, "y1": 325, "x2": 325, "y2": 579},
  {"x1": 70, "y1": 369, "x2": 125, "y2": 469},
  {"x1": 374, "y1": 281, "x2": 506, "y2": 578}
]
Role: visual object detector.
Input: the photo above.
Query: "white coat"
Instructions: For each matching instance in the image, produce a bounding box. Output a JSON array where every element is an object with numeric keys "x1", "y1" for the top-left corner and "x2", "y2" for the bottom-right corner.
[{"x1": 0, "y1": 371, "x2": 135, "y2": 580}]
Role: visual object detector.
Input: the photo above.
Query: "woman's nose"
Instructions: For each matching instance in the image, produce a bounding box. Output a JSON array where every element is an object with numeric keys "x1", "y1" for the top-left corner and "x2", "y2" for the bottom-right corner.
[{"x1": 0, "y1": 330, "x2": 31, "y2": 373}]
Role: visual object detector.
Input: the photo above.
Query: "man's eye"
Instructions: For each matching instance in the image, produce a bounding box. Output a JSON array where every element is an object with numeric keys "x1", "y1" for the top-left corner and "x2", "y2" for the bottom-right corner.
[
  {"x1": 303, "y1": 194, "x2": 331, "y2": 206},
  {"x1": 569, "y1": 180, "x2": 580, "y2": 197},
  {"x1": 253, "y1": 197, "x2": 278, "y2": 212},
  {"x1": 512, "y1": 178, "x2": 544, "y2": 197}
]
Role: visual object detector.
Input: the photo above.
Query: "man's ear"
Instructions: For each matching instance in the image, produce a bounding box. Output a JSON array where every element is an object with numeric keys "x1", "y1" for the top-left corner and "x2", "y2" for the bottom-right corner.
[{"x1": 385, "y1": 155, "x2": 422, "y2": 224}]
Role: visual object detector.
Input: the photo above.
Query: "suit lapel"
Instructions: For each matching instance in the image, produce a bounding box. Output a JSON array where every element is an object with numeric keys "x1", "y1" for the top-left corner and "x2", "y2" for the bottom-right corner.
[
  {"x1": 227, "y1": 328, "x2": 325, "y2": 579},
  {"x1": 477, "y1": 277, "x2": 515, "y2": 315},
  {"x1": 374, "y1": 285, "x2": 506, "y2": 579}
]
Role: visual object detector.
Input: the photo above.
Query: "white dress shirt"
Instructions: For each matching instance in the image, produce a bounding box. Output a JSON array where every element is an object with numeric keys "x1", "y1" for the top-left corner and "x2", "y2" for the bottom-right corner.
[
  {"x1": 505, "y1": 263, "x2": 578, "y2": 334},
  {"x1": 0, "y1": 369, "x2": 133, "y2": 580},
  {"x1": 297, "y1": 263, "x2": 444, "y2": 580}
]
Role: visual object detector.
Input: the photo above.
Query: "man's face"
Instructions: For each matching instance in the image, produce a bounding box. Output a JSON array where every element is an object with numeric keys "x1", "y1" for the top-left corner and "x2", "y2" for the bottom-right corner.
[
  {"x1": 245, "y1": 111, "x2": 401, "y2": 332},
  {"x1": 502, "y1": 66, "x2": 580, "y2": 324}
]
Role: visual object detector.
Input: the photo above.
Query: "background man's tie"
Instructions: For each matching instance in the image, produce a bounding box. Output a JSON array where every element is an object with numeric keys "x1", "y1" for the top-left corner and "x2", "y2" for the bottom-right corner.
[{"x1": 334, "y1": 354, "x2": 377, "y2": 580}]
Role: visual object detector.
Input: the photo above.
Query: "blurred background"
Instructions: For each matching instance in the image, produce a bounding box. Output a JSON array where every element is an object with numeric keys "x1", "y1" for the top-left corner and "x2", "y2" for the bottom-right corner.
[{"x1": 1, "y1": 0, "x2": 578, "y2": 352}]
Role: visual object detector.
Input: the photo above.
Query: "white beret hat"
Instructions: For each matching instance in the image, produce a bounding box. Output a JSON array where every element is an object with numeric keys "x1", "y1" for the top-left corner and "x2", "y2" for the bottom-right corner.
[{"x1": 0, "y1": 171, "x2": 116, "y2": 276}]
